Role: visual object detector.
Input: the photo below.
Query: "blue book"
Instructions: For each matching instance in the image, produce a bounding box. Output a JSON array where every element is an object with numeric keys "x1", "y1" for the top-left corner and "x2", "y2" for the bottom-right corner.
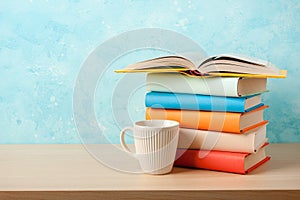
[{"x1": 145, "y1": 92, "x2": 264, "y2": 112}]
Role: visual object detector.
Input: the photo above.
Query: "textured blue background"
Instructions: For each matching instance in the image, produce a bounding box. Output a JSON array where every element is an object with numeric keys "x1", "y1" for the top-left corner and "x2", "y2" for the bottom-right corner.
[{"x1": 1, "y1": 0, "x2": 299, "y2": 143}]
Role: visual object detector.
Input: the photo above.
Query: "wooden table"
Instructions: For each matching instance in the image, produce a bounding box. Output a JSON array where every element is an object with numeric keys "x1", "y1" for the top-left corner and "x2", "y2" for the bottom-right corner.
[{"x1": 0, "y1": 144, "x2": 299, "y2": 200}]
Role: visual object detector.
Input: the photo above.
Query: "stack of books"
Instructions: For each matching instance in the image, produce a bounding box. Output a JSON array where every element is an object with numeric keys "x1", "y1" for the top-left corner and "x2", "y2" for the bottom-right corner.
[
  {"x1": 116, "y1": 54, "x2": 287, "y2": 174},
  {"x1": 145, "y1": 73, "x2": 270, "y2": 174}
]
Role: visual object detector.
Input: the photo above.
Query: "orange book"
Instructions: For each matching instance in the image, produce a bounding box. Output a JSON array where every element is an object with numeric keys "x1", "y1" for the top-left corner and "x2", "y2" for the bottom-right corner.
[
  {"x1": 174, "y1": 144, "x2": 270, "y2": 174},
  {"x1": 146, "y1": 106, "x2": 268, "y2": 134}
]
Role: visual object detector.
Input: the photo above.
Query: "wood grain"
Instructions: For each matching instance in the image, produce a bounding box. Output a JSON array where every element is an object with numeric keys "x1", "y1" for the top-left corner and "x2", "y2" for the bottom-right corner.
[{"x1": 0, "y1": 143, "x2": 299, "y2": 199}]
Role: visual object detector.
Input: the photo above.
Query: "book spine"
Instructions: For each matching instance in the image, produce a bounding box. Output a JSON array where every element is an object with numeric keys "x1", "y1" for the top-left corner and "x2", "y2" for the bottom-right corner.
[
  {"x1": 146, "y1": 73, "x2": 240, "y2": 97},
  {"x1": 174, "y1": 149, "x2": 247, "y2": 174},
  {"x1": 145, "y1": 91, "x2": 246, "y2": 112},
  {"x1": 146, "y1": 108, "x2": 242, "y2": 133},
  {"x1": 178, "y1": 126, "x2": 266, "y2": 153}
]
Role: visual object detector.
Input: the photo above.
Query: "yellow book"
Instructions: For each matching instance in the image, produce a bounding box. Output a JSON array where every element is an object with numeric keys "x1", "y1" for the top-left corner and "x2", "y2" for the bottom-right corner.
[{"x1": 115, "y1": 54, "x2": 287, "y2": 78}]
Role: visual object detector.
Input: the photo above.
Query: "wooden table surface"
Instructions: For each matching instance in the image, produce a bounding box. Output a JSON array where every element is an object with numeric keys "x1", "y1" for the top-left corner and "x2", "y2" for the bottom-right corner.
[{"x1": 0, "y1": 143, "x2": 299, "y2": 200}]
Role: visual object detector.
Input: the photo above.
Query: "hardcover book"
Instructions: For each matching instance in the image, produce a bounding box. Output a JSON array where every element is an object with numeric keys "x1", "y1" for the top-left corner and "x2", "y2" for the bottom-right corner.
[
  {"x1": 174, "y1": 144, "x2": 270, "y2": 174},
  {"x1": 178, "y1": 125, "x2": 267, "y2": 153},
  {"x1": 146, "y1": 106, "x2": 268, "y2": 133},
  {"x1": 115, "y1": 54, "x2": 286, "y2": 78},
  {"x1": 146, "y1": 73, "x2": 267, "y2": 97},
  {"x1": 145, "y1": 91, "x2": 263, "y2": 112}
]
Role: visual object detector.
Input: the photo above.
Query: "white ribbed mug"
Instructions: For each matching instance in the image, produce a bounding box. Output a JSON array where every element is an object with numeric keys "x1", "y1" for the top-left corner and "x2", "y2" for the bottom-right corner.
[{"x1": 120, "y1": 120, "x2": 179, "y2": 175}]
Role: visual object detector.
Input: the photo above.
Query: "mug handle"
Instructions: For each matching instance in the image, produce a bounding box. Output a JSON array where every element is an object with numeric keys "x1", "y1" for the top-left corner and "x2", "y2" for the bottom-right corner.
[{"x1": 120, "y1": 127, "x2": 135, "y2": 155}]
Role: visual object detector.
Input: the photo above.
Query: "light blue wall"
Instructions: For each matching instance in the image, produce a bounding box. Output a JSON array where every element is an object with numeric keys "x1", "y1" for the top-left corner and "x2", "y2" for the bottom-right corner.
[{"x1": 0, "y1": 0, "x2": 299, "y2": 143}]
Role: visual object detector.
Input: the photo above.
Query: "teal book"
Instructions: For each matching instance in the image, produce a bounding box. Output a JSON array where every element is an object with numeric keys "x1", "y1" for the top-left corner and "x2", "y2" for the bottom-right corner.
[{"x1": 145, "y1": 91, "x2": 263, "y2": 112}]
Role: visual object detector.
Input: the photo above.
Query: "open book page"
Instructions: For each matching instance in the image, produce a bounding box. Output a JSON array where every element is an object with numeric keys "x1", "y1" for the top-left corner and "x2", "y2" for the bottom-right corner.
[
  {"x1": 178, "y1": 51, "x2": 208, "y2": 67},
  {"x1": 116, "y1": 52, "x2": 207, "y2": 72},
  {"x1": 180, "y1": 70, "x2": 287, "y2": 78},
  {"x1": 203, "y1": 54, "x2": 269, "y2": 66},
  {"x1": 121, "y1": 56, "x2": 196, "y2": 70},
  {"x1": 197, "y1": 54, "x2": 280, "y2": 75}
]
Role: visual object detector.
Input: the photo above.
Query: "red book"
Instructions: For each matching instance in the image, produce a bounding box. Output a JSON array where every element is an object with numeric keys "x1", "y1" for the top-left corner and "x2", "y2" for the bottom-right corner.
[{"x1": 174, "y1": 144, "x2": 270, "y2": 174}]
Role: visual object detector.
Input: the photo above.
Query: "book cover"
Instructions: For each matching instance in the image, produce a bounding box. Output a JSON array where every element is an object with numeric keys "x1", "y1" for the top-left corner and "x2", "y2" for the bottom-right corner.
[
  {"x1": 145, "y1": 91, "x2": 263, "y2": 112},
  {"x1": 174, "y1": 144, "x2": 270, "y2": 174},
  {"x1": 178, "y1": 125, "x2": 267, "y2": 153},
  {"x1": 145, "y1": 106, "x2": 268, "y2": 133},
  {"x1": 146, "y1": 73, "x2": 267, "y2": 97}
]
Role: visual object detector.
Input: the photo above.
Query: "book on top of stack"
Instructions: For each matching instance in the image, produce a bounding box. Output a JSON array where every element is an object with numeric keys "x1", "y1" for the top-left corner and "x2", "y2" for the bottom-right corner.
[
  {"x1": 115, "y1": 53, "x2": 287, "y2": 174},
  {"x1": 115, "y1": 53, "x2": 287, "y2": 78}
]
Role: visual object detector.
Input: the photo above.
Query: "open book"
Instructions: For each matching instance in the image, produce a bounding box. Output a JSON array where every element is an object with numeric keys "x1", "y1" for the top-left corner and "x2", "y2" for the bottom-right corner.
[{"x1": 115, "y1": 54, "x2": 287, "y2": 78}]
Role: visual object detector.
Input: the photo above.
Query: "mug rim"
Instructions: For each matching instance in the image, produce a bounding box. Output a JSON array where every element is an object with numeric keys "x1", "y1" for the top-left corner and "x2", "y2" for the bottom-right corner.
[{"x1": 134, "y1": 119, "x2": 179, "y2": 129}]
